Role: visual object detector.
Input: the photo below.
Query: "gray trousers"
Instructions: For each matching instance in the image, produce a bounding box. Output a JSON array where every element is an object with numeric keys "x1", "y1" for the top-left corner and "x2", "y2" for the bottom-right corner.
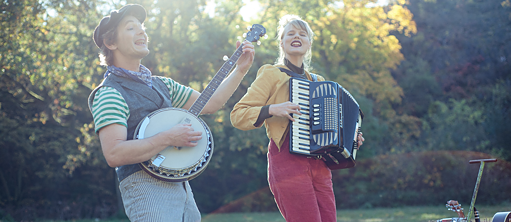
[{"x1": 119, "y1": 170, "x2": 201, "y2": 222}]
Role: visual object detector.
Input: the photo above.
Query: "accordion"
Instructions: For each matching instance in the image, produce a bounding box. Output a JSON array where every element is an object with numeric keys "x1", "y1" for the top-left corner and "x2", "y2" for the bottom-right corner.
[{"x1": 289, "y1": 77, "x2": 363, "y2": 170}]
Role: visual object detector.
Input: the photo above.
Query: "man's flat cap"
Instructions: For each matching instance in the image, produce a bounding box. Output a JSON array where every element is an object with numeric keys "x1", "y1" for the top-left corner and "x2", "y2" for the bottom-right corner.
[{"x1": 93, "y1": 4, "x2": 146, "y2": 48}]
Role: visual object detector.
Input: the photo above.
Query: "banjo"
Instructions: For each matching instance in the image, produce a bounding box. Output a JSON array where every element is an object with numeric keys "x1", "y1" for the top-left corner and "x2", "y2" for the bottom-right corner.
[{"x1": 134, "y1": 24, "x2": 266, "y2": 182}]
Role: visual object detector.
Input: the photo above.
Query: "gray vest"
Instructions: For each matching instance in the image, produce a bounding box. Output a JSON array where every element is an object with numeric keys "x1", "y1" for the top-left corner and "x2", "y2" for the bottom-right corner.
[{"x1": 88, "y1": 74, "x2": 174, "y2": 181}]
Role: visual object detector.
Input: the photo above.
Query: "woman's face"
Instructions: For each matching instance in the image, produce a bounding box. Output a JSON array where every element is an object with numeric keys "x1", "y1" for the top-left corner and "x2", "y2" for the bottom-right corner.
[{"x1": 280, "y1": 24, "x2": 311, "y2": 59}]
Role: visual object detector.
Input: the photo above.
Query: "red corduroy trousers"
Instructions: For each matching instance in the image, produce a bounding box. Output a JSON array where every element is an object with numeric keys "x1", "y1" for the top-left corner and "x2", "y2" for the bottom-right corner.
[{"x1": 267, "y1": 134, "x2": 337, "y2": 222}]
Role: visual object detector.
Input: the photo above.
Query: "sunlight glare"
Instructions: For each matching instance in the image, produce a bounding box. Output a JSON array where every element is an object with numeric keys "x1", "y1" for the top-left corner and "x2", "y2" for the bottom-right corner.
[{"x1": 205, "y1": 0, "x2": 261, "y2": 21}]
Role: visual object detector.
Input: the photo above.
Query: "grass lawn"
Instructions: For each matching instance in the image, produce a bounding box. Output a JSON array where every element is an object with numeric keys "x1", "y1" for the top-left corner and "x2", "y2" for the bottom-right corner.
[
  {"x1": 201, "y1": 205, "x2": 511, "y2": 222},
  {"x1": 41, "y1": 204, "x2": 510, "y2": 222}
]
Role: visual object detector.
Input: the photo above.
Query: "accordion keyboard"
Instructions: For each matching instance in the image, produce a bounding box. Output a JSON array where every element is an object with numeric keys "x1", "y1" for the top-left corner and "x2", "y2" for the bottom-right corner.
[{"x1": 290, "y1": 78, "x2": 312, "y2": 155}]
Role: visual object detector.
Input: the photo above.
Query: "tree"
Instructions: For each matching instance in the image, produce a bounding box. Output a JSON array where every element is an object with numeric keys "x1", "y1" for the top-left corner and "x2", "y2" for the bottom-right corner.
[
  {"x1": 1, "y1": 0, "x2": 119, "y2": 220},
  {"x1": 392, "y1": 0, "x2": 511, "y2": 158}
]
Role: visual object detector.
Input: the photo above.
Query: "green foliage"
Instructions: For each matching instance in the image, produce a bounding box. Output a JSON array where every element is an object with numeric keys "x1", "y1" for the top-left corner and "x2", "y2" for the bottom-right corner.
[
  {"x1": 392, "y1": 0, "x2": 511, "y2": 159},
  {"x1": 421, "y1": 99, "x2": 488, "y2": 151},
  {"x1": 0, "y1": 0, "x2": 120, "y2": 220},
  {"x1": 481, "y1": 80, "x2": 511, "y2": 161},
  {"x1": 394, "y1": 56, "x2": 442, "y2": 118},
  {"x1": 332, "y1": 151, "x2": 511, "y2": 209},
  {"x1": 1, "y1": 0, "x2": 510, "y2": 220}
]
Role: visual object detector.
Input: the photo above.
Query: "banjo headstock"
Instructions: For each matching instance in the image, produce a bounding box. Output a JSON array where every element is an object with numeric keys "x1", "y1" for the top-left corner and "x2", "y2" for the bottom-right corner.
[
  {"x1": 446, "y1": 200, "x2": 466, "y2": 219},
  {"x1": 244, "y1": 24, "x2": 266, "y2": 43}
]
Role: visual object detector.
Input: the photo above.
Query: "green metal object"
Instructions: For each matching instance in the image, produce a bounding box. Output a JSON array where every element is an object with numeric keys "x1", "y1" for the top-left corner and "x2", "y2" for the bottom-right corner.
[{"x1": 466, "y1": 159, "x2": 497, "y2": 222}]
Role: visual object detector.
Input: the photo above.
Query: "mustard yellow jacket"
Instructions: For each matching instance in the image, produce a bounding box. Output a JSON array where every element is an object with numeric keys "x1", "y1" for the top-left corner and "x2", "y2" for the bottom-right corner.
[{"x1": 230, "y1": 64, "x2": 325, "y2": 150}]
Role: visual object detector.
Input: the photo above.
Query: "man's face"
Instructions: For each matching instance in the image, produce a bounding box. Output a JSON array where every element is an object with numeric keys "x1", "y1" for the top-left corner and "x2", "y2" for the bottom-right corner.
[{"x1": 111, "y1": 15, "x2": 149, "y2": 60}]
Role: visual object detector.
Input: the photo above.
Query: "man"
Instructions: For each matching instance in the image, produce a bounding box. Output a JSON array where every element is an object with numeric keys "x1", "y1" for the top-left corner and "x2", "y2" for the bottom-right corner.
[{"x1": 88, "y1": 4, "x2": 255, "y2": 221}]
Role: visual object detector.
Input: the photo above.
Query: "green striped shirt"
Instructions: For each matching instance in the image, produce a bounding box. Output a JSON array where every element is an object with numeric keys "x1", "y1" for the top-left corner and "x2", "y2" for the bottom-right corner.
[{"x1": 91, "y1": 76, "x2": 193, "y2": 133}]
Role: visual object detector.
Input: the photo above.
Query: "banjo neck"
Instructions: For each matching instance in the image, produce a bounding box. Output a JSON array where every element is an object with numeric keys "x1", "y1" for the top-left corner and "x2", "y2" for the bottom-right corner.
[
  {"x1": 188, "y1": 44, "x2": 244, "y2": 117},
  {"x1": 137, "y1": 24, "x2": 266, "y2": 182}
]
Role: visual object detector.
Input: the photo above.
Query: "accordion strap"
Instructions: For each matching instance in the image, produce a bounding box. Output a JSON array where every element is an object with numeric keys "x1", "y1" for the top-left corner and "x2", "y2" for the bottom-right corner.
[{"x1": 279, "y1": 67, "x2": 318, "y2": 82}]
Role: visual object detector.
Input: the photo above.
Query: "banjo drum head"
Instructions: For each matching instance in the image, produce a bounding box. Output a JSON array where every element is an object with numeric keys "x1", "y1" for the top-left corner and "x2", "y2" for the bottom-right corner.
[{"x1": 135, "y1": 108, "x2": 212, "y2": 171}]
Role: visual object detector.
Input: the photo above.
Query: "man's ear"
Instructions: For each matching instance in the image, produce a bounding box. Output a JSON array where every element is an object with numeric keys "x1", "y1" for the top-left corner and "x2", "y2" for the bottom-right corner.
[{"x1": 104, "y1": 39, "x2": 117, "y2": 50}]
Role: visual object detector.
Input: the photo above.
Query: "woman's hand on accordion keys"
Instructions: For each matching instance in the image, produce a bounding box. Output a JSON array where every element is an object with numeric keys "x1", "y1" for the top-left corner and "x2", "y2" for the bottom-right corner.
[
  {"x1": 357, "y1": 132, "x2": 365, "y2": 148},
  {"x1": 269, "y1": 101, "x2": 301, "y2": 122}
]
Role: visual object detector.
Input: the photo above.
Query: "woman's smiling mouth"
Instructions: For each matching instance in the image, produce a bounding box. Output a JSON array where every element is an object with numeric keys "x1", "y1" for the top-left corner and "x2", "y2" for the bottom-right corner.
[{"x1": 291, "y1": 40, "x2": 302, "y2": 47}]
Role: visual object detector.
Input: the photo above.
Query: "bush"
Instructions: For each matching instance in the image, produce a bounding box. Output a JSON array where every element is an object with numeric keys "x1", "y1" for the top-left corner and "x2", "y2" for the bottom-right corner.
[{"x1": 332, "y1": 151, "x2": 510, "y2": 209}]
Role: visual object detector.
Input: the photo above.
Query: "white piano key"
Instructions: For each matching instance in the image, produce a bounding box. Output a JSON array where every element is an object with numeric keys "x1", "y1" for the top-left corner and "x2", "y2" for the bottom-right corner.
[
  {"x1": 293, "y1": 89, "x2": 309, "y2": 94},
  {"x1": 292, "y1": 95, "x2": 309, "y2": 100},
  {"x1": 293, "y1": 138, "x2": 310, "y2": 145},
  {"x1": 291, "y1": 141, "x2": 310, "y2": 148},
  {"x1": 294, "y1": 114, "x2": 309, "y2": 120},
  {"x1": 298, "y1": 121, "x2": 310, "y2": 125},
  {"x1": 292, "y1": 126, "x2": 310, "y2": 134},
  {"x1": 292, "y1": 149, "x2": 310, "y2": 155}
]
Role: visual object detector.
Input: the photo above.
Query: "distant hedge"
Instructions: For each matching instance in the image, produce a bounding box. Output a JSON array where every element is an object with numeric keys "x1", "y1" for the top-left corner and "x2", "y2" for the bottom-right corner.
[
  {"x1": 212, "y1": 151, "x2": 510, "y2": 213},
  {"x1": 333, "y1": 151, "x2": 510, "y2": 209}
]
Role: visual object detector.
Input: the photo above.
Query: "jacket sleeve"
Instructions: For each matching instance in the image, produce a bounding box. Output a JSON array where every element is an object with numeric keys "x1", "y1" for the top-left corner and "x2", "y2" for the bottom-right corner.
[{"x1": 230, "y1": 64, "x2": 279, "y2": 131}]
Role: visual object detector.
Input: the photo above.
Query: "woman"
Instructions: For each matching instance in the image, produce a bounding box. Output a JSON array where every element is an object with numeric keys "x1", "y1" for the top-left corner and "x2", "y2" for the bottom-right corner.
[{"x1": 230, "y1": 15, "x2": 364, "y2": 222}]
